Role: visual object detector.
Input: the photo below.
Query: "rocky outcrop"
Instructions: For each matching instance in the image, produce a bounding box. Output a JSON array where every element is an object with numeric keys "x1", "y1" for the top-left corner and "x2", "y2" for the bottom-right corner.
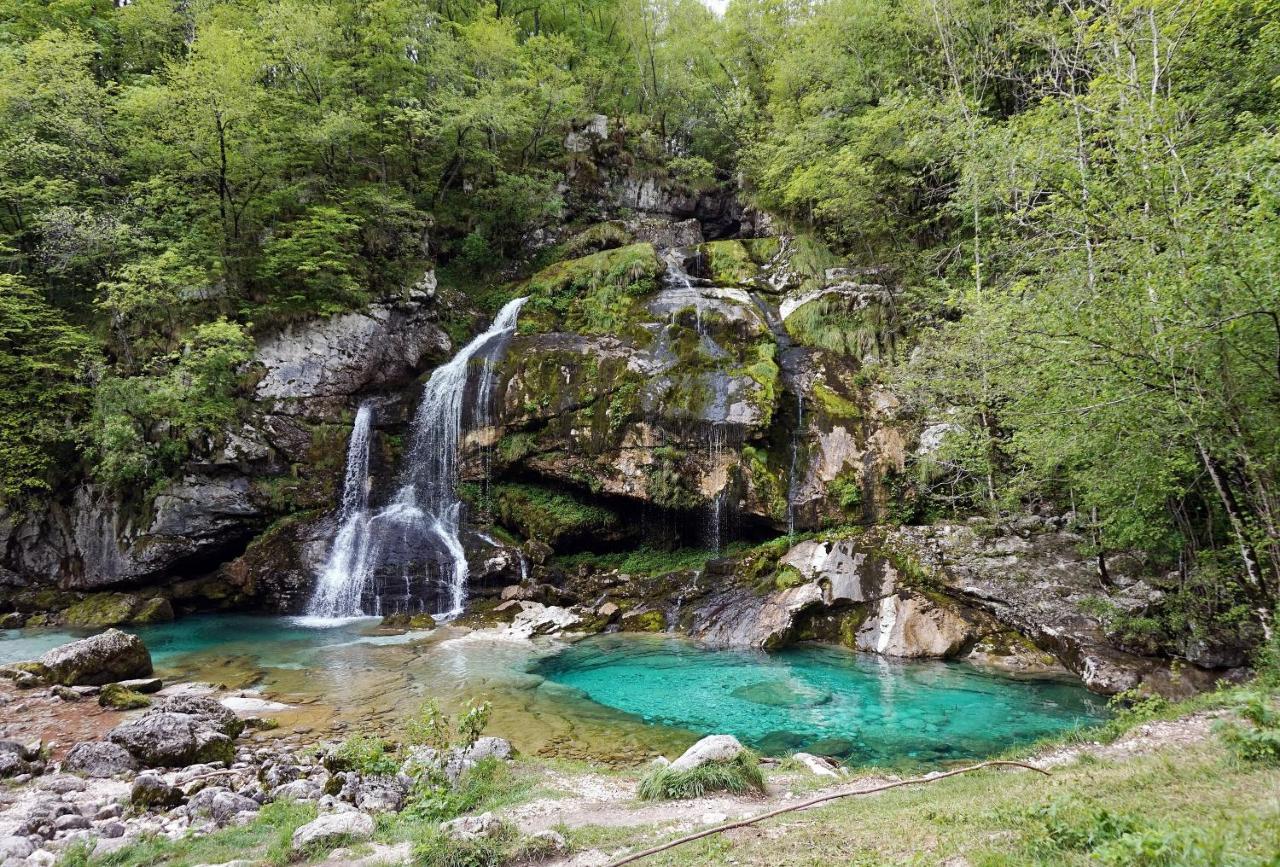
[{"x1": 254, "y1": 300, "x2": 451, "y2": 410}]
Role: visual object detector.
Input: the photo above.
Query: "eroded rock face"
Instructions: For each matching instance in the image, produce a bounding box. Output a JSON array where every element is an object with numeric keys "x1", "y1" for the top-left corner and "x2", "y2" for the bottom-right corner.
[
  {"x1": 255, "y1": 301, "x2": 450, "y2": 408},
  {"x1": 38, "y1": 629, "x2": 153, "y2": 686}
]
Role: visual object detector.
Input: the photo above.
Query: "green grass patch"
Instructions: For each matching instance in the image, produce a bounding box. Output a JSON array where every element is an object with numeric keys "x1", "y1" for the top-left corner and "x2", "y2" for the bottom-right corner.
[
  {"x1": 551, "y1": 547, "x2": 715, "y2": 577},
  {"x1": 489, "y1": 482, "x2": 620, "y2": 546}
]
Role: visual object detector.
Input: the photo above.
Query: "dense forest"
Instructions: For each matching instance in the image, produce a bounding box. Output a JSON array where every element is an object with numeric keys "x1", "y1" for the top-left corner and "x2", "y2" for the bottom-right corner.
[{"x1": 1, "y1": 0, "x2": 1278, "y2": 630}]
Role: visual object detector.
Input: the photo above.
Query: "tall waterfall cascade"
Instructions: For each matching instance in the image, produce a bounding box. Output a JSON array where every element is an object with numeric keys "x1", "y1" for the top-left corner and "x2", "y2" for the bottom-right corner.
[{"x1": 305, "y1": 297, "x2": 528, "y2": 621}]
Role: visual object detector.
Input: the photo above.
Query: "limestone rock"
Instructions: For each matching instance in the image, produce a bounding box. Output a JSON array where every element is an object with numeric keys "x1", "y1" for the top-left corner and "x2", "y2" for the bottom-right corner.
[
  {"x1": 38, "y1": 629, "x2": 153, "y2": 686},
  {"x1": 131, "y1": 774, "x2": 185, "y2": 808},
  {"x1": 0, "y1": 836, "x2": 34, "y2": 861},
  {"x1": 291, "y1": 811, "x2": 375, "y2": 853},
  {"x1": 98, "y1": 683, "x2": 151, "y2": 710},
  {"x1": 109, "y1": 712, "x2": 235, "y2": 768},
  {"x1": 669, "y1": 735, "x2": 745, "y2": 772},
  {"x1": 440, "y1": 811, "x2": 504, "y2": 841},
  {"x1": 152, "y1": 694, "x2": 246, "y2": 738},
  {"x1": 62, "y1": 741, "x2": 138, "y2": 778},
  {"x1": 189, "y1": 787, "x2": 261, "y2": 824},
  {"x1": 854, "y1": 593, "x2": 973, "y2": 658}
]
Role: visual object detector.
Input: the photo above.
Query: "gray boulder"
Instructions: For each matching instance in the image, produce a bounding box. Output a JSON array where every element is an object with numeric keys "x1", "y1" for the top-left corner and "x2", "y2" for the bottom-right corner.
[
  {"x1": 353, "y1": 776, "x2": 407, "y2": 813},
  {"x1": 189, "y1": 787, "x2": 260, "y2": 824},
  {"x1": 109, "y1": 712, "x2": 234, "y2": 768},
  {"x1": 37, "y1": 629, "x2": 152, "y2": 686},
  {"x1": 441, "y1": 811, "x2": 504, "y2": 841},
  {"x1": 270, "y1": 779, "x2": 322, "y2": 802},
  {"x1": 152, "y1": 695, "x2": 245, "y2": 738},
  {"x1": 290, "y1": 811, "x2": 374, "y2": 854},
  {"x1": 62, "y1": 742, "x2": 138, "y2": 778},
  {"x1": 0, "y1": 836, "x2": 34, "y2": 861},
  {"x1": 670, "y1": 735, "x2": 745, "y2": 772}
]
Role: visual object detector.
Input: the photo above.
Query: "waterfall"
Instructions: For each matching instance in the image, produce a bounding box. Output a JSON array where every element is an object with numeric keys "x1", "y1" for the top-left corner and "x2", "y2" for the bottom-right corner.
[
  {"x1": 304, "y1": 297, "x2": 527, "y2": 621},
  {"x1": 306, "y1": 404, "x2": 375, "y2": 620},
  {"x1": 787, "y1": 392, "x2": 804, "y2": 536},
  {"x1": 705, "y1": 423, "x2": 728, "y2": 552}
]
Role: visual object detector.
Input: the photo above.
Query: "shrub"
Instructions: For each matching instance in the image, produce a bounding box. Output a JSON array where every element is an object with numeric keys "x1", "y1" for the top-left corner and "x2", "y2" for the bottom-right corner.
[
  {"x1": 329, "y1": 734, "x2": 399, "y2": 776},
  {"x1": 1216, "y1": 692, "x2": 1280, "y2": 765},
  {"x1": 637, "y1": 751, "x2": 765, "y2": 801},
  {"x1": 410, "y1": 822, "x2": 515, "y2": 867}
]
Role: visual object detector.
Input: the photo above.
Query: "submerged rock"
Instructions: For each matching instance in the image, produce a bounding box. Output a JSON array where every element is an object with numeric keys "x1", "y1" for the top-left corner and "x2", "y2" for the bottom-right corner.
[{"x1": 37, "y1": 629, "x2": 153, "y2": 686}]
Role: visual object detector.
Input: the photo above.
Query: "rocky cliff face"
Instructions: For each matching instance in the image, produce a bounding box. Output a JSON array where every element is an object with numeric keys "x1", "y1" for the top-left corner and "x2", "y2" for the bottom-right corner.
[{"x1": 0, "y1": 152, "x2": 1251, "y2": 698}]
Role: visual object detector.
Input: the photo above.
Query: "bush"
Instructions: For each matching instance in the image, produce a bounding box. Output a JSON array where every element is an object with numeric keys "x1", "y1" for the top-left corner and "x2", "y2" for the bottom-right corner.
[
  {"x1": 637, "y1": 751, "x2": 765, "y2": 801},
  {"x1": 328, "y1": 734, "x2": 399, "y2": 776}
]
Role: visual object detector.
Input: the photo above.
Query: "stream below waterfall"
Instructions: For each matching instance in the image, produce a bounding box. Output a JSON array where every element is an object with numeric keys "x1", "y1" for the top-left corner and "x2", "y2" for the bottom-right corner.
[{"x1": 0, "y1": 617, "x2": 1108, "y2": 768}]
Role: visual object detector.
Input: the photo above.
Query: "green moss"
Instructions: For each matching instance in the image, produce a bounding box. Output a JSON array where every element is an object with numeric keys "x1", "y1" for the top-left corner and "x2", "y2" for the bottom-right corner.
[
  {"x1": 733, "y1": 340, "x2": 780, "y2": 427},
  {"x1": 784, "y1": 292, "x2": 894, "y2": 358},
  {"x1": 775, "y1": 565, "x2": 805, "y2": 589},
  {"x1": 828, "y1": 471, "x2": 864, "y2": 516},
  {"x1": 699, "y1": 240, "x2": 757, "y2": 284},
  {"x1": 742, "y1": 236, "x2": 781, "y2": 263},
  {"x1": 98, "y1": 682, "x2": 152, "y2": 709},
  {"x1": 562, "y1": 221, "x2": 633, "y2": 257},
  {"x1": 742, "y1": 444, "x2": 788, "y2": 523},
  {"x1": 552, "y1": 547, "x2": 713, "y2": 577},
  {"x1": 620, "y1": 609, "x2": 666, "y2": 632},
  {"x1": 63, "y1": 593, "x2": 174, "y2": 628},
  {"x1": 811, "y1": 382, "x2": 862, "y2": 419},
  {"x1": 491, "y1": 482, "x2": 620, "y2": 546},
  {"x1": 520, "y1": 243, "x2": 660, "y2": 336}
]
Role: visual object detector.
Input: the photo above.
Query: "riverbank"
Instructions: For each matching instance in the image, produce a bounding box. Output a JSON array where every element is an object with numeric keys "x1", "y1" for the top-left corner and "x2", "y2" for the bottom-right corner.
[{"x1": 19, "y1": 682, "x2": 1275, "y2": 867}]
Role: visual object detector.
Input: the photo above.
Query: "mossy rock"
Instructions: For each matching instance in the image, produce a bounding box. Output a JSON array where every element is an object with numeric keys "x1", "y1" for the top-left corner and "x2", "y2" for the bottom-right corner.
[
  {"x1": 563, "y1": 221, "x2": 633, "y2": 257},
  {"x1": 98, "y1": 683, "x2": 151, "y2": 710},
  {"x1": 619, "y1": 609, "x2": 666, "y2": 633},
  {"x1": 774, "y1": 565, "x2": 805, "y2": 590},
  {"x1": 379, "y1": 612, "x2": 437, "y2": 630},
  {"x1": 520, "y1": 243, "x2": 661, "y2": 336},
  {"x1": 64, "y1": 593, "x2": 174, "y2": 628},
  {"x1": 731, "y1": 680, "x2": 833, "y2": 708},
  {"x1": 699, "y1": 240, "x2": 757, "y2": 284},
  {"x1": 784, "y1": 292, "x2": 893, "y2": 358},
  {"x1": 491, "y1": 482, "x2": 621, "y2": 547}
]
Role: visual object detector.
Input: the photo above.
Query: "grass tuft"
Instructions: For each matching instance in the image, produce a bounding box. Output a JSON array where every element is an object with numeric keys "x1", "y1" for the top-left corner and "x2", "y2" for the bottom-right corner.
[{"x1": 637, "y1": 751, "x2": 766, "y2": 801}]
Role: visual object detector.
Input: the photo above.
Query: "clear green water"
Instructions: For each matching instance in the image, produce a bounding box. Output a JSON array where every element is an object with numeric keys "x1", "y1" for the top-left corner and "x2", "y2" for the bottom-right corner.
[
  {"x1": 536, "y1": 634, "x2": 1109, "y2": 764},
  {"x1": 1, "y1": 618, "x2": 1108, "y2": 766}
]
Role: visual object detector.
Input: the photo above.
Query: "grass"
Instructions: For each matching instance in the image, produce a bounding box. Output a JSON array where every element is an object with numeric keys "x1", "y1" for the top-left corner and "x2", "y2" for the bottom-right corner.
[
  {"x1": 638, "y1": 751, "x2": 767, "y2": 801},
  {"x1": 551, "y1": 546, "x2": 718, "y2": 577},
  {"x1": 73, "y1": 800, "x2": 317, "y2": 866},
  {"x1": 619, "y1": 741, "x2": 1279, "y2": 865}
]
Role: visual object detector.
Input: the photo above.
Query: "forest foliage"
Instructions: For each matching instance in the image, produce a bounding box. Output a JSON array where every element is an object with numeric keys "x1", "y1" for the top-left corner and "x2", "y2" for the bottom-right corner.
[{"x1": 0, "y1": 0, "x2": 1277, "y2": 617}]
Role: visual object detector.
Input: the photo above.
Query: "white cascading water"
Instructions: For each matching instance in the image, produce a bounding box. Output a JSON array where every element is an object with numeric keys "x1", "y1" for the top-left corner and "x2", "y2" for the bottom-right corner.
[{"x1": 304, "y1": 297, "x2": 527, "y2": 621}]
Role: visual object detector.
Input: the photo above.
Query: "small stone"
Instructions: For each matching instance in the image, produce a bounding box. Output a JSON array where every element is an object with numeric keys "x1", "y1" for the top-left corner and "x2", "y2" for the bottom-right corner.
[
  {"x1": 0, "y1": 836, "x2": 34, "y2": 861},
  {"x1": 99, "y1": 821, "x2": 126, "y2": 839},
  {"x1": 38, "y1": 774, "x2": 87, "y2": 794},
  {"x1": 440, "y1": 811, "x2": 504, "y2": 841},
  {"x1": 54, "y1": 814, "x2": 91, "y2": 832},
  {"x1": 116, "y1": 678, "x2": 163, "y2": 694}
]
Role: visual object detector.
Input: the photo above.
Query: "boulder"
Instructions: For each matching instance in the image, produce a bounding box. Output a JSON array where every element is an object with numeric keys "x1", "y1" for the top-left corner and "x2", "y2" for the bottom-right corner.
[
  {"x1": 669, "y1": 735, "x2": 746, "y2": 772},
  {"x1": 290, "y1": 811, "x2": 375, "y2": 854},
  {"x1": 109, "y1": 712, "x2": 235, "y2": 767},
  {"x1": 0, "y1": 836, "x2": 34, "y2": 861},
  {"x1": 63, "y1": 593, "x2": 174, "y2": 628},
  {"x1": 62, "y1": 742, "x2": 138, "y2": 777},
  {"x1": 38, "y1": 629, "x2": 152, "y2": 686},
  {"x1": 189, "y1": 787, "x2": 261, "y2": 824},
  {"x1": 792, "y1": 752, "x2": 840, "y2": 778},
  {"x1": 0, "y1": 739, "x2": 41, "y2": 761},
  {"x1": 131, "y1": 774, "x2": 185, "y2": 808},
  {"x1": 270, "y1": 779, "x2": 322, "y2": 802},
  {"x1": 353, "y1": 776, "x2": 407, "y2": 813},
  {"x1": 152, "y1": 694, "x2": 245, "y2": 738},
  {"x1": 466, "y1": 737, "x2": 513, "y2": 763},
  {"x1": 0, "y1": 751, "x2": 33, "y2": 779}
]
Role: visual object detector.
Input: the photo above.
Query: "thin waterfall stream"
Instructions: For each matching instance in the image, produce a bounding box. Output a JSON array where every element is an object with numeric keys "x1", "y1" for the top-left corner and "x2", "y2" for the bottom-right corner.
[{"x1": 305, "y1": 297, "x2": 527, "y2": 621}]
